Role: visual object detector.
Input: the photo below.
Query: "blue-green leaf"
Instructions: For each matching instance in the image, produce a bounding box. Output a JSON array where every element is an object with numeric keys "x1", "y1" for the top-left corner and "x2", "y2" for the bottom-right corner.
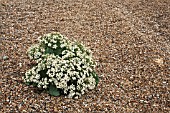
[{"x1": 49, "y1": 84, "x2": 60, "y2": 96}]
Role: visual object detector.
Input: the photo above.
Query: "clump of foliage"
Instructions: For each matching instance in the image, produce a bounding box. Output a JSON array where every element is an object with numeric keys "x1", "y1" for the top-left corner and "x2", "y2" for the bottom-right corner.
[{"x1": 24, "y1": 32, "x2": 99, "y2": 98}]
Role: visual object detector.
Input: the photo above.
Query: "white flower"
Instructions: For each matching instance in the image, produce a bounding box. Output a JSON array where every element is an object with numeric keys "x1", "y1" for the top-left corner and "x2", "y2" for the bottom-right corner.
[
  {"x1": 64, "y1": 88, "x2": 69, "y2": 94},
  {"x1": 72, "y1": 77, "x2": 76, "y2": 80},
  {"x1": 69, "y1": 84, "x2": 75, "y2": 90},
  {"x1": 35, "y1": 74, "x2": 40, "y2": 79},
  {"x1": 48, "y1": 43, "x2": 52, "y2": 47},
  {"x1": 48, "y1": 72, "x2": 54, "y2": 77},
  {"x1": 37, "y1": 84, "x2": 41, "y2": 88},
  {"x1": 60, "y1": 43, "x2": 65, "y2": 48},
  {"x1": 47, "y1": 65, "x2": 51, "y2": 69},
  {"x1": 50, "y1": 68, "x2": 56, "y2": 72},
  {"x1": 32, "y1": 79, "x2": 38, "y2": 83},
  {"x1": 62, "y1": 50, "x2": 67, "y2": 55},
  {"x1": 52, "y1": 40, "x2": 57, "y2": 43},
  {"x1": 43, "y1": 85, "x2": 47, "y2": 89},
  {"x1": 34, "y1": 52, "x2": 41, "y2": 59},
  {"x1": 81, "y1": 90, "x2": 85, "y2": 95},
  {"x1": 56, "y1": 81, "x2": 67, "y2": 88},
  {"x1": 43, "y1": 77, "x2": 48, "y2": 85},
  {"x1": 68, "y1": 90, "x2": 75, "y2": 98},
  {"x1": 29, "y1": 76, "x2": 34, "y2": 82},
  {"x1": 77, "y1": 78, "x2": 84, "y2": 85},
  {"x1": 44, "y1": 40, "x2": 48, "y2": 44},
  {"x1": 53, "y1": 44, "x2": 57, "y2": 49},
  {"x1": 77, "y1": 65, "x2": 81, "y2": 71},
  {"x1": 87, "y1": 76, "x2": 96, "y2": 90}
]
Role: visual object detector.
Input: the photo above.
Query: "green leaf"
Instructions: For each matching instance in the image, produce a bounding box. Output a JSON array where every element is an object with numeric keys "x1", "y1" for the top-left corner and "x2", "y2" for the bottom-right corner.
[
  {"x1": 92, "y1": 71, "x2": 99, "y2": 86},
  {"x1": 32, "y1": 83, "x2": 38, "y2": 87},
  {"x1": 45, "y1": 47, "x2": 54, "y2": 54},
  {"x1": 25, "y1": 82, "x2": 31, "y2": 85},
  {"x1": 45, "y1": 46, "x2": 63, "y2": 56},
  {"x1": 54, "y1": 48, "x2": 62, "y2": 55},
  {"x1": 25, "y1": 82, "x2": 37, "y2": 87},
  {"x1": 49, "y1": 84, "x2": 60, "y2": 96},
  {"x1": 39, "y1": 69, "x2": 47, "y2": 78},
  {"x1": 77, "y1": 43, "x2": 85, "y2": 52}
]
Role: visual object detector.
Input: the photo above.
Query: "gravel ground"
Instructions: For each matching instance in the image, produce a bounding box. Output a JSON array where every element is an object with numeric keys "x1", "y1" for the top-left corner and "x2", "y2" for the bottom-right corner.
[{"x1": 0, "y1": 0, "x2": 170, "y2": 112}]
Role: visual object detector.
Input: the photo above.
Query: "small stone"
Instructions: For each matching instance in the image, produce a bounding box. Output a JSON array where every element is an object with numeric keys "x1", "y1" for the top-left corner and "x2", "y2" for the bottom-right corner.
[
  {"x1": 2, "y1": 55, "x2": 9, "y2": 60},
  {"x1": 153, "y1": 103, "x2": 159, "y2": 107},
  {"x1": 163, "y1": 81, "x2": 166, "y2": 84},
  {"x1": 140, "y1": 100, "x2": 144, "y2": 103},
  {"x1": 154, "y1": 58, "x2": 163, "y2": 66},
  {"x1": 19, "y1": 63, "x2": 22, "y2": 67}
]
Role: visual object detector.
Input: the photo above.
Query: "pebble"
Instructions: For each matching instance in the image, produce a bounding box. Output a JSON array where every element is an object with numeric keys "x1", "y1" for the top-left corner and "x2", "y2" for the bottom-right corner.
[
  {"x1": 2, "y1": 55, "x2": 9, "y2": 60},
  {"x1": 1, "y1": 0, "x2": 169, "y2": 112}
]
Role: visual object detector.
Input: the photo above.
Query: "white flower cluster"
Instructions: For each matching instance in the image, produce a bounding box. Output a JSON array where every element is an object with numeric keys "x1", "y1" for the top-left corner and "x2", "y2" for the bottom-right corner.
[
  {"x1": 27, "y1": 44, "x2": 45, "y2": 60},
  {"x1": 24, "y1": 32, "x2": 98, "y2": 98}
]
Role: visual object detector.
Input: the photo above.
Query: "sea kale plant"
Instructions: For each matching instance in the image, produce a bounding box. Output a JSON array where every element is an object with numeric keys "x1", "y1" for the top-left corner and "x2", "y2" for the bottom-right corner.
[{"x1": 24, "y1": 32, "x2": 99, "y2": 98}]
